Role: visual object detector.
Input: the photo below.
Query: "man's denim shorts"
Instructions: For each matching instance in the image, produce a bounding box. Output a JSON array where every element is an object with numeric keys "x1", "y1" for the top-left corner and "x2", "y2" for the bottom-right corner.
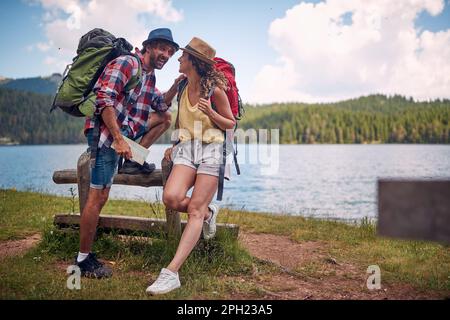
[
  {"x1": 86, "y1": 124, "x2": 150, "y2": 189},
  {"x1": 86, "y1": 129, "x2": 120, "y2": 189}
]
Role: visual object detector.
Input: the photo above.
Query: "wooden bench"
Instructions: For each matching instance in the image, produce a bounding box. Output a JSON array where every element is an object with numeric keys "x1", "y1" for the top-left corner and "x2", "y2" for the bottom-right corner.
[{"x1": 52, "y1": 151, "x2": 239, "y2": 239}]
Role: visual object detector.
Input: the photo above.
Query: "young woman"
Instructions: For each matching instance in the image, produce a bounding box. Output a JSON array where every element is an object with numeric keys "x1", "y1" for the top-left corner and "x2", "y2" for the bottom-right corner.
[{"x1": 146, "y1": 37, "x2": 235, "y2": 295}]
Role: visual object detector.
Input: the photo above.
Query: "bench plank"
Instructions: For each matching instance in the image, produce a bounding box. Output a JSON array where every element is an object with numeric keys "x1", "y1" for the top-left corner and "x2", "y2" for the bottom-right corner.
[
  {"x1": 54, "y1": 213, "x2": 239, "y2": 239},
  {"x1": 53, "y1": 169, "x2": 163, "y2": 187}
]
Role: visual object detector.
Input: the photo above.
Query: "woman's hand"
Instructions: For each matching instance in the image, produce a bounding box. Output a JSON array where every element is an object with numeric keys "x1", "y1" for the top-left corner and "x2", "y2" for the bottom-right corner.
[
  {"x1": 201, "y1": 87, "x2": 236, "y2": 130},
  {"x1": 164, "y1": 147, "x2": 174, "y2": 162},
  {"x1": 198, "y1": 98, "x2": 215, "y2": 118}
]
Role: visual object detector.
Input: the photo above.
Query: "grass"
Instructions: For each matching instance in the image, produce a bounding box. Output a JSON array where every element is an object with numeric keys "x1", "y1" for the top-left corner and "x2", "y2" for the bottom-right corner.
[
  {"x1": 0, "y1": 226, "x2": 253, "y2": 300},
  {"x1": 0, "y1": 188, "x2": 449, "y2": 299},
  {"x1": 221, "y1": 208, "x2": 450, "y2": 291},
  {"x1": 0, "y1": 189, "x2": 256, "y2": 299}
]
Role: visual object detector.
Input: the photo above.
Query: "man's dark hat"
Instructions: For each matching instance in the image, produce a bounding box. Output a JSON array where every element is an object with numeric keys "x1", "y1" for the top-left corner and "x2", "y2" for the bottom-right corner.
[{"x1": 142, "y1": 28, "x2": 179, "y2": 51}]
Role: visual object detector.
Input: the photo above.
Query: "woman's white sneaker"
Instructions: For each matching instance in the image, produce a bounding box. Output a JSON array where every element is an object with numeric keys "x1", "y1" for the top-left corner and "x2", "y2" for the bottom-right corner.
[
  {"x1": 203, "y1": 204, "x2": 219, "y2": 240},
  {"x1": 146, "y1": 268, "x2": 181, "y2": 295}
]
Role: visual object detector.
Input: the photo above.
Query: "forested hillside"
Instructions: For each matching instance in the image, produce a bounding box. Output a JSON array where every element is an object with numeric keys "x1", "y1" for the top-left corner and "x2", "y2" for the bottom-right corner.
[
  {"x1": 241, "y1": 95, "x2": 450, "y2": 144},
  {"x1": 0, "y1": 87, "x2": 85, "y2": 144},
  {"x1": 1, "y1": 88, "x2": 448, "y2": 145}
]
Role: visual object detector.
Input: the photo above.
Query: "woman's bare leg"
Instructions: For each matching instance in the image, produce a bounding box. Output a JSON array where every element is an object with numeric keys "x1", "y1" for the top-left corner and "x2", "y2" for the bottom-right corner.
[
  {"x1": 162, "y1": 164, "x2": 196, "y2": 212},
  {"x1": 166, "y1": 174, "x2": 218, "y2": 273}
]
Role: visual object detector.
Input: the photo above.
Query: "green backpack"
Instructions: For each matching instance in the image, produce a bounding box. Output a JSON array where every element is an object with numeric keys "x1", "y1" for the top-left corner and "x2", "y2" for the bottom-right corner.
[{"x1": 50, "y1": 28, "x2": 141, "y2": 117}]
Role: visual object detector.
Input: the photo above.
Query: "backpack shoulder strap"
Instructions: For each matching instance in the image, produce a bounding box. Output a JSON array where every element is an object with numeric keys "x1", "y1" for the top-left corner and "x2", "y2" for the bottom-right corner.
[
  {"x1": 123, "y1": 54, "x2": 142, "y2": 92},
  {"x1": 175, "y1": 78, "x2": 188, "y2": 129},
  {"x1": 176, "y1": 78, "x2": 188, "y2": 104},
  {"x1": 208, "y1": 85, "x2": 218, "y2": 112}
]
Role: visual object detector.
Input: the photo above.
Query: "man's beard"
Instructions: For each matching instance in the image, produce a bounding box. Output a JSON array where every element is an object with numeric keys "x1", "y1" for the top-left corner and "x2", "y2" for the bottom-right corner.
[{"x1": 151, "y1": 53, "x2": 168, "y2": 70}]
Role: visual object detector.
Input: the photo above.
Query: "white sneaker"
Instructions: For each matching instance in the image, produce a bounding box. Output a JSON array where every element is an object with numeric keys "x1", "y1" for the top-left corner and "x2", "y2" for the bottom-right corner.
[
  {"x1": 146, "y1": 268, "x2": 181, "y2": 295},
  {"x1": 203, "y1": 203, "x2": 219, "y2": 240}
]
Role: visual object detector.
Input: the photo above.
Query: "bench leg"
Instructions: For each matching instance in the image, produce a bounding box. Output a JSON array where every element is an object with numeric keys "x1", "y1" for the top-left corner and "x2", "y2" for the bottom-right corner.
[
  {"x1": 77, "y1": 151, "x2": 91, "y2": 215},
  {"x1": 161, "y1": 158, "x2": 181, "y2": 239}
]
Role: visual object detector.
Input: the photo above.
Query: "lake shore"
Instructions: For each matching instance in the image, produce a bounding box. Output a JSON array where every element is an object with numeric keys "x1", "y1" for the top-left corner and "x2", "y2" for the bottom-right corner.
[
  {"x1": 0, "y1": 137, "x2": 19, "y2": 146},
  {"x1": 1, "y1": 189, "x2": 449, "y2": 300}
]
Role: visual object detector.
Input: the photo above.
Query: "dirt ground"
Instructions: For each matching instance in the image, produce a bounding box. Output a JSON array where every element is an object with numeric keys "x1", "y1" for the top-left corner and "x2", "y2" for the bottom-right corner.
[
  {"x1": 0, "y1": 234, "x2": 41, "y2": 261},
  {"x1": 1, "y1": 232, "x2": 448, "y2": 300},
  {"x1": 236, "y1": 232, "x2": 448, "y2": 300}
]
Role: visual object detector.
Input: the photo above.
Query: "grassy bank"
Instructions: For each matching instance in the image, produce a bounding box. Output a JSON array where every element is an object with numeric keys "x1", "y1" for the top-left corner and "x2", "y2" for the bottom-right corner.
[{"x1": 0, "y1": 189, "x2": 449, "y2": 299}]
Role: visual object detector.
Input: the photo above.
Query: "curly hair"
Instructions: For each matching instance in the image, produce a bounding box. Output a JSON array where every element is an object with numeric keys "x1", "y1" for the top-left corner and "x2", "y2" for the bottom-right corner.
[{"x1": 188, "y1": 53, "x2": 228, "y2": 98}]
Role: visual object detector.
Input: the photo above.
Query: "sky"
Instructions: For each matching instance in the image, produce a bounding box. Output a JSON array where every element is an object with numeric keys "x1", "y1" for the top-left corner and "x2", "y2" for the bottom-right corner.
[{"x1": 0, "y1": 0, "x2": 449, "y2": 104}]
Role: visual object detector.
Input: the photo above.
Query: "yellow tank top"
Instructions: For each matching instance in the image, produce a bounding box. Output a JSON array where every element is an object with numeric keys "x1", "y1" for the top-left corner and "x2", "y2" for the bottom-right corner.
[{"x1": 178, "y1": 84, "x2": 224, "y2": 143}]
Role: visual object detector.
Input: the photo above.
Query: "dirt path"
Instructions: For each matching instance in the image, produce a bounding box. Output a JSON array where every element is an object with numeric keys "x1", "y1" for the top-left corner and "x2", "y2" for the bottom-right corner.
[
  {"x1": 0, "y1": 234, "x2": 42, "y2": 261},
  {"x1": 236, "y1": 231, "x2": 447, "y2": 300}
]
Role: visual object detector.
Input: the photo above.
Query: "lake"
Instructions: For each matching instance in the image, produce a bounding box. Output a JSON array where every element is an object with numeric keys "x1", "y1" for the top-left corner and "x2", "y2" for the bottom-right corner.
[{"x1": 1, "y1": 144, "x2": 449, "y2": 221}]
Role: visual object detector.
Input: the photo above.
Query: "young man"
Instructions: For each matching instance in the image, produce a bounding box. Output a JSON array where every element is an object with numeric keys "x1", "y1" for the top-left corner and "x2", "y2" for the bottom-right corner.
[{"x1": 75, "y1": 28, "x2": 184, "y2": 278}]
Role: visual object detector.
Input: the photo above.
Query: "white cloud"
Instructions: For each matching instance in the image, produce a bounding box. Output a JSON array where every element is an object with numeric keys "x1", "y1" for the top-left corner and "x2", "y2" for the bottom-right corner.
[
  {"x1": 36, "y1": 41, "x2": 53, "y2": 52},
  {"x1": 250, "y1": 0, "x2": 450, "y2": 104},
  {"x1": 30, "y1": 0, "x2": 183, "y2": 74}
]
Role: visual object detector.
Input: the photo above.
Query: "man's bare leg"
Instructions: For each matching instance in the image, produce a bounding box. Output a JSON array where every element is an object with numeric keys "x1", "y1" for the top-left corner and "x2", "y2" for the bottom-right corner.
[
  {"x1": 76, "y1": 186, "x2": 113, "y2": 278},
  {"x1": 140, "y1": 111, "x2": 171, "y2": 148},
  {"x1": 79, "y1": 187, "x2": 110, "y2": 253}
]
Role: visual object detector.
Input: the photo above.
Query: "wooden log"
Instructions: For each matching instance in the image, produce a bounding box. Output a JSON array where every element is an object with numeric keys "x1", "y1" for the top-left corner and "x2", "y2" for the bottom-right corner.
[
  {"x1": 378, "y1": 179, "x2": 450, "y2": 244},
  {"x1": 54, "y1": 214, "x2": 239, "y2": 239},
  {"x1": 77, "y1": 152, "x2": 90, "y2": 214},
  {"x1": 161, "y1": 158, "x2": 181, "y2": 239},
  {"x1": 53, "y1": 169, "x2": 163, "y2": 187},
  {"x1": 53, "y1": 170, "x2": 80, "y2": 184}
]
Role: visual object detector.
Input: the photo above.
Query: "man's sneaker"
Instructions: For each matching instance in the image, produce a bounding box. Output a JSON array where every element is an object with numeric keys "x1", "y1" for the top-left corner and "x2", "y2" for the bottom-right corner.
[
  {"x1": 146, "y1": 268, "x2": 181, "y2": 295},
  {"x1": 119, "y1": 160, "x2": 156, "y2": 174},
  {"x1": 74, "y1": 253, "x2": 112, "y2": 279},
  {"x1": 202, "y1": 203, "x2": 219, "y2": 240}
]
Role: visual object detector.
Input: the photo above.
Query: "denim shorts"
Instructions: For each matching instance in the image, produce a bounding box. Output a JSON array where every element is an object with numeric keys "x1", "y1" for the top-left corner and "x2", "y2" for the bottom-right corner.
[
  {"x1": 86, "y1": 129, "x2": 120, "y2": 189},
  {"x1": 86, "y1": 124, "x2": 150, "y2": 189}
]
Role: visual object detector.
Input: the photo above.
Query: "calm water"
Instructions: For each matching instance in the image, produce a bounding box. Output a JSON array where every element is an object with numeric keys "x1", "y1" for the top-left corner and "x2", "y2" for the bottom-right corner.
[{"x1": 1, "y1": 144, "x2": 449, "y2": 220}]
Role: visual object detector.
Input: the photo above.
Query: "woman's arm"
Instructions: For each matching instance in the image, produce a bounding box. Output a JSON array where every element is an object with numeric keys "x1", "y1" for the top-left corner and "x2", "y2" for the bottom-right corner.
[{"x1": 198, "y1": 87, "x2": 236, "y2": 130}]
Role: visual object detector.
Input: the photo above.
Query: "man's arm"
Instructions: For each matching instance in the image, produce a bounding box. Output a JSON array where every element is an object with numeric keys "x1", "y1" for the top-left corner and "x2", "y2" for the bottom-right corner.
[
  {"x1": 101, "y1": 107, "x2": 131, "y2": 159},
  {"x1": 150, "y1": 74, "x2": 186, "y2": 112},
  {"x1": 163, "y1": 74, "x2": 186, "y2": 105},
  {"x1": 95, "y1": 56, "x2": 136, "y2": 159}
]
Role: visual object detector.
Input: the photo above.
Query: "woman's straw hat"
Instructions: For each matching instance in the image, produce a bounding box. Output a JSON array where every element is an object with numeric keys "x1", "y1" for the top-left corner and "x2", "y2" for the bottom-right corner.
[{"x1": 180, "y1": 37, "x2": 216, "y2": 65}]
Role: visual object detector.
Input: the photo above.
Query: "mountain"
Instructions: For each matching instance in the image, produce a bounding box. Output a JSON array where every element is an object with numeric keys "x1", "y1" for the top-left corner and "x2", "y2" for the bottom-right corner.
[{"x1": 0, "y1": 74, "x2": 62, "y2": 95}]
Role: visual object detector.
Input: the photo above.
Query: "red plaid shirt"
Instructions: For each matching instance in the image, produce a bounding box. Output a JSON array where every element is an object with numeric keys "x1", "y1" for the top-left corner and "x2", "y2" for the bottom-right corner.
[{"x1": 84, "y1": 48, "x2": 169, "y2": 150}]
